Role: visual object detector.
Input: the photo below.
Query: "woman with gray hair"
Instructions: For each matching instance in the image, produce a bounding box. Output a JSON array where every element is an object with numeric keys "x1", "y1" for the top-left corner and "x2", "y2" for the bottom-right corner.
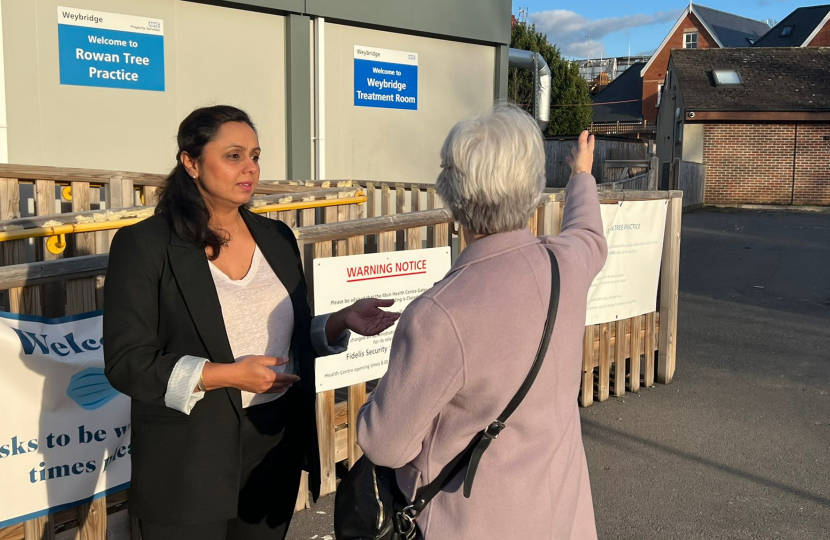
[{"x1": 357, "y1": 105, "x2": 606, "y2": 539}]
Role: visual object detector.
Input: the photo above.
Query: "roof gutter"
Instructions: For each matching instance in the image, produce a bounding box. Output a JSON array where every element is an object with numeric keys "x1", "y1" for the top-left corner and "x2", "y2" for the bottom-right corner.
[
  {"x1": 508, "y1": 48, "x2": 551, "y2": 131},
  {"x1": 686, "y1": 108, "x2": 830, "y2": 113},
  {"x1": 684, "y1": 110, "x2": 830, "y2": 122}
]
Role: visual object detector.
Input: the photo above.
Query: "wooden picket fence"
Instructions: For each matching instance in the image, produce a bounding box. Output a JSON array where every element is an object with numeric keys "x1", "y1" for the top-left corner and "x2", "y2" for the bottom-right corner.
[
  {"x1": 667, "y1": 158, "x2": 706, "y2": 211},
  {"x1": 291, "y1": 188, "x2": 682, "y2": 506},
  {"x1": 0, "y1": 162, "x2": 682, "y2": 539},
  {"x1": 601, "y1": 157, "x2": 660, "y2": 185}
]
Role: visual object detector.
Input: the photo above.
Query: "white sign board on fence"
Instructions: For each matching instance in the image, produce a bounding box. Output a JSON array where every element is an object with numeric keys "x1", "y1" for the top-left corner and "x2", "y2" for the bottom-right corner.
[
  {"x1": 586, "y1": 199, "x2": 668, "y2": 325},
  {"x1": 313, "y1": 247, "x2": 451, "y2": 392},
  {"x1": 0, "y1": 311, "x2": 131, "y2": 529}
]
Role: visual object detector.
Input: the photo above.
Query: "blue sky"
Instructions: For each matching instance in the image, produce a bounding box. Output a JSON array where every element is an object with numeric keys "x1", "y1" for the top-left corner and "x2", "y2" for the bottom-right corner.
[{"x1": 516, "y1": 0, "x2": 827, "y2": 58}]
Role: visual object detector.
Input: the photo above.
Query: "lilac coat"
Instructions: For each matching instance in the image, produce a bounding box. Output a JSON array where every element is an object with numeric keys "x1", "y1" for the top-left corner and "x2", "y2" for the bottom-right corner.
[{"x1": 357, "y1": 173, "x2": 607, "y2": 539}]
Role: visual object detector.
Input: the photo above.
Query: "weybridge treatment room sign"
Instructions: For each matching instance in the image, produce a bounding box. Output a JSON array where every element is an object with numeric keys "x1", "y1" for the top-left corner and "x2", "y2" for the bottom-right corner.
[
  {"x1": 314, "y1": 248, "x2": 450, "y2": 391},
  {"x1": 586, "y1": 200, "x2": 668, "y2": 325},
  {"x1": 57, "y1": 6, "x2": 165, "y2": 92},
  {"x1": 354, "y1": 45, "x2": 418, "y2": 110},
  {"x1": 0, "y1": 312, "x2": 131, "y2": 529}
]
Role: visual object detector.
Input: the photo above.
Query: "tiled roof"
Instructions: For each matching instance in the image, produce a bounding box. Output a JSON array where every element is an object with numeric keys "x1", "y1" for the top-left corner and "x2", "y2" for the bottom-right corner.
[
  {"x1": 694, "y1": 4, "x2": 771, "y2": 47},
  {"x1": 753, "y1": 5, "x2": 830, "y2": 47},
  {"x1": 592, "y1": 63, "x2": 644, "y2": 123},
  {"x1": 671, "y1": 47, "x2": 830, "y2": 111}
]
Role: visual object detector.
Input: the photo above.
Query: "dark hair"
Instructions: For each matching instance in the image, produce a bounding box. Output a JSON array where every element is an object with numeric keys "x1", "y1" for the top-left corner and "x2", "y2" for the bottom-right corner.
[{"x1": 156, "y1": 105, "x2": 257, "y2": 259}]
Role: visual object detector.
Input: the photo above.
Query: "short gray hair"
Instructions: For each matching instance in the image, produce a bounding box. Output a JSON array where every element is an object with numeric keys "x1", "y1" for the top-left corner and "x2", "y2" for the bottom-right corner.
[{"x1": 436, "y1": 104, "x2": 545, "y2": 235}]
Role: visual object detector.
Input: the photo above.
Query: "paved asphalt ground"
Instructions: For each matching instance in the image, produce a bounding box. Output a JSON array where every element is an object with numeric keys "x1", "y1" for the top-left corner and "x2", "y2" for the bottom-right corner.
[{"x1": 288, "y1": 208, "x2": 830, "y2": 540}]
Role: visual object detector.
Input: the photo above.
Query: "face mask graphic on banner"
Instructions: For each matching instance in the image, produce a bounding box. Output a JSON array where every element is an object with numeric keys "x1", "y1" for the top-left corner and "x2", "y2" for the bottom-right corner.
[{"x1": 0, "y1": 312, "x2": 131, "y2": 530}]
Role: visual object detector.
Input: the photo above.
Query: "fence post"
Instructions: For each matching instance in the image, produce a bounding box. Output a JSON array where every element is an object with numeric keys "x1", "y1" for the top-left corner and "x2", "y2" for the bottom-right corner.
[
  {"x1": 296, "y1": 207, "x2": 317, "y2": 509},
  {"x1": 1, "y1": 178, "x2": 41, "y2": 314},
  {"x1": 598, "y1": 323, "x2": 611, "y2": 402},
  {"x1": 580, "y1": 325, "x2": 595, "y2": 407},
  {"x1": 550, "y1": 197, "x2": 564, "y2": 236},
  {"x1": 95, "y1": 175, "x2": 135, "y2": 307},
  {"x1": 314, "y1": 208, "x2": 339, "y2": 497},
  {"x1": 347, "y1": 203, "x2": 367, "y2": 473},
  {"x1": 23, "y1": 517, "x2": 55, "y2": 540},
  {"x1": 648, "y1": 156, "x2": 660, "y2": 190},
  {"x1": 644, "y1": 312, "x2": 656, "y2": 387},
  {"x1": 657, "y1": 195, "x2": 682, "y2": 384},
  {"x1": 669, "y1": 157, "x2": 681, "y2": 191},
  {"x1": 35, "y1": 179, "x2": 64, "y2": 317},
  {"x1": 613, "y1": 319, "x2": 627, "y2": 397},
  {"x1": 365, "y1": 182, "x2": 377, "y2": 253},
  {"x1": 629, "y1": 316, "x2": 642, "y2": 393},
  {"x1": 426, "y1": 189, "x2": 449, "y2": 249}
]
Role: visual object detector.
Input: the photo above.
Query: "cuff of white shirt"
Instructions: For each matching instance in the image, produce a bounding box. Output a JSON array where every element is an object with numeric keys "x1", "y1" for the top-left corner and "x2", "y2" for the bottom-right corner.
[
  {"x1": 165, "y1": 355, "x2": 209, "y2": 415},
  {"x1": 311, "y1": 313, "x2": 351, "y2": 356}
]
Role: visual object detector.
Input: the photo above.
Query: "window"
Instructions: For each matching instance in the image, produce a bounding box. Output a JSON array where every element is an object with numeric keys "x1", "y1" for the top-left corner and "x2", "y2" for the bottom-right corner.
[
  {"x1": 684, "y1": 32, "x2": 699, "y2": 49},
  {"x1": 657, "y1": 83, "x2": 664, "y2": 107},
  {"x1": 713, "y1": 69, "x2": 742, "y2": 86},
  {"x1": 781, "y1": 25, "x2": 794, "y2": 37}
]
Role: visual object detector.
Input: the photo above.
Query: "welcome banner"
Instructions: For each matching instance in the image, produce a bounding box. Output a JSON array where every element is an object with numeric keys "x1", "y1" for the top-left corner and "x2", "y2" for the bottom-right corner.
[
  {"x1": 586, "y1": 200, "x2": 668, "y2": 325},
  {"x1": 0, "y1": 311, "x2": 131, "y2": 529}
]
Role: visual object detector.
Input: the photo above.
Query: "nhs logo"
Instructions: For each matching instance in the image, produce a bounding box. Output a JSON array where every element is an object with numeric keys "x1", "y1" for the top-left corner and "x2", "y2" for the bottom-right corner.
[{"x1": 149, "y1": 21, "x2": 160, "y2": 29}]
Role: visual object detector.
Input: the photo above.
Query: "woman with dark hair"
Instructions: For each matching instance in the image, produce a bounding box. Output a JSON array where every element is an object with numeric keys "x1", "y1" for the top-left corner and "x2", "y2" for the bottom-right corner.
[{"x1": 104, "y1": 105, "x2": 398, "y2": 540}]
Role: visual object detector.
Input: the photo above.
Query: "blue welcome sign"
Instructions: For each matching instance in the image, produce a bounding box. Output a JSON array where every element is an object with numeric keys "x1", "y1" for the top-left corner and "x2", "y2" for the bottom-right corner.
[
  {"x1": 354, "y1": 45, "x2": 418, "y2": 110},
  {"x1": 57, "y1": 6, "x2": 165, "y2": 92}
]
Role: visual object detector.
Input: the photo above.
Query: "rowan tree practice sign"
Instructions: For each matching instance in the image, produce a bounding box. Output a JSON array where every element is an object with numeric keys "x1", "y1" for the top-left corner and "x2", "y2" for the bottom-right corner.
[
  {"x1": 354, "y1": 45, "x2": 418, "y2": 110},
  {"x1": 586, "y1": 200, "x2": 668, "y2": 325},
  {"x1": 0, "y1": 312, "x2": 131, "y2": 529},
  {"x1": 57, "y1": 6, "x2": 165, "y2": 92},
  {"x1": 313, "y1": 247, "x2": 450, "y2": 391}
]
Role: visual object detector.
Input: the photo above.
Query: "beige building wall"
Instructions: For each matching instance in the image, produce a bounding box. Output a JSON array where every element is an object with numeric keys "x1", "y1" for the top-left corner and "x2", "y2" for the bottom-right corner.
[
  {"x1": 682, "y1": 123, "x2": 704, "y2": 164},
  {"x1": 1, "y1": 0, "x2": 287, "y2": 178},
  {"x1": 324, "y1": 24, "x2": 495, "y2": 184}
]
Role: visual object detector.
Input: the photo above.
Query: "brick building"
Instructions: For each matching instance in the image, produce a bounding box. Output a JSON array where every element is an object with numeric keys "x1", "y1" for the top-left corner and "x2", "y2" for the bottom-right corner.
[
  {"x1": 657, "y1": 48, "x2": 830, "y2": 206},
  {"x1": 753, "y1": 4, "x2": 830, "y2": 48},
  {"x1": 639, "y1": 4, "x2": 769, "y2": 123}
]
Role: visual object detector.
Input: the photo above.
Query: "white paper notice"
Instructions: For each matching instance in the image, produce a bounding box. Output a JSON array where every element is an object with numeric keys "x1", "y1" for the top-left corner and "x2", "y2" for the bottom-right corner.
[
  {"x1": 313, "y1": 247, "x2": 451, "y2": 392},
  {"x1": 586, "y1": 200, "x2": 668, "y2": 325}
]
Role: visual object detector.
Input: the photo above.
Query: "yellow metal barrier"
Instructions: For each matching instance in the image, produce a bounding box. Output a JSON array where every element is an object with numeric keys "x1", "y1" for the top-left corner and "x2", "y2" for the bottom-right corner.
[{"x1": 0, "y1": 193, "x2": 367, "y2": 244}]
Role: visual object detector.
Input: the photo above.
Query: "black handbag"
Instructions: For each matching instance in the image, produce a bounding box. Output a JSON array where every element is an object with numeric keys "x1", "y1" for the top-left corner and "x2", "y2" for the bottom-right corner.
[{"x1": 334, "y1": 250, "x2": 561, "y2": 540}]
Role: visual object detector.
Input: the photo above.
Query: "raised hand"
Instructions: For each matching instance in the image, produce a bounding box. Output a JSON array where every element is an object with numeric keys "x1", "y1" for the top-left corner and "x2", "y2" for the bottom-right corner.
[{"x1": 566, "y1": 130, "x2": 596, "y2": 178}]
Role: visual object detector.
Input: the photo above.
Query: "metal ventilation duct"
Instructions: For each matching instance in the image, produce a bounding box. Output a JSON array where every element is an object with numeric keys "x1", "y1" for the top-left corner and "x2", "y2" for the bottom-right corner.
[{"x1": 508, "y1": 49, "x2": 551, "y2": 131}]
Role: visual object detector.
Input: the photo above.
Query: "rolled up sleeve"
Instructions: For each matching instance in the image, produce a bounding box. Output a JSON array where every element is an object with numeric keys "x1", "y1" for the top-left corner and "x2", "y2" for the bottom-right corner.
[{"x1": 164, "y1": 355, "x2": 209, "y2": 414}]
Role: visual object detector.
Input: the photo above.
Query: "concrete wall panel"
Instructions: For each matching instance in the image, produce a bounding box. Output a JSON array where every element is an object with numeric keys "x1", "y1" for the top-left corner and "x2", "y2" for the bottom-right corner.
[{"x1": 324, "y1": 23, "x2": 495, "y2": 184}]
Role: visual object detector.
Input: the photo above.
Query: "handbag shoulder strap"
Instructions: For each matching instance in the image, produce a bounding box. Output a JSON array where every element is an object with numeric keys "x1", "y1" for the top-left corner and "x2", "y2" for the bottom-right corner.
[
  {"x1": 492, "y1": 248, "x2": 561, "y2": 426},
  {"x1": 407, "y1": 249, "x2": 561, "y2": 515}
]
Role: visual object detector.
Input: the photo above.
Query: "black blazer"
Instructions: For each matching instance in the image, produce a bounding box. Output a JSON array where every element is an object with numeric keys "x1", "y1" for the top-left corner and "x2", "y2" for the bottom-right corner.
[{"x1": 103, "y1": 208, "x2": 321, "y2": 525}]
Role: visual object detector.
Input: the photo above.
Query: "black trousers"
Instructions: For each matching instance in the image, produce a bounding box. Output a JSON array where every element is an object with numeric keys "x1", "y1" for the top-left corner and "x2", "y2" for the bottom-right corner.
[{"x1": 140, "y1": 390, "x2": 304, "y2": 540}]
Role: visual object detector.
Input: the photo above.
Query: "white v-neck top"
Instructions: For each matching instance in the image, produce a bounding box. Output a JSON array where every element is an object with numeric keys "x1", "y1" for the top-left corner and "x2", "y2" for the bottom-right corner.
[
  {"x1": 208, "y1": 245, "x2": 295, "y2": 408},
  {"x1": 164, "y1": 244, "x2": 352, "y2": 416}
]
